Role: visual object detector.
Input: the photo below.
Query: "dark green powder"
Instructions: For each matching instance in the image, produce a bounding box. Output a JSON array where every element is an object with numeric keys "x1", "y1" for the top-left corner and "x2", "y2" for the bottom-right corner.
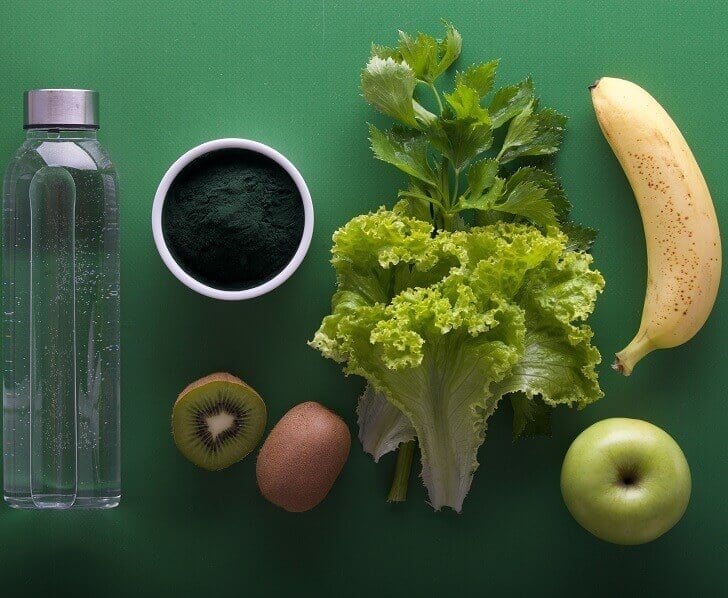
[{"x1": 162, "y1": 149, "x2": 305, "y2": 291}]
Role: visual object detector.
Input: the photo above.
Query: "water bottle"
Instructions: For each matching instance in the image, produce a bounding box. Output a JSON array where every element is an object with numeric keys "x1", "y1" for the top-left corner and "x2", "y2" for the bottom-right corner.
[{"x1": 2, "y1": 89, "x2": 120, "y2": 509}]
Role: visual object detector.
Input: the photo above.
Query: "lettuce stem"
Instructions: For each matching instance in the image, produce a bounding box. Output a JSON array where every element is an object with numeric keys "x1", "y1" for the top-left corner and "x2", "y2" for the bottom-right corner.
[{"x1": 387, "y1": 440, "x2": 416, "y2": 502}]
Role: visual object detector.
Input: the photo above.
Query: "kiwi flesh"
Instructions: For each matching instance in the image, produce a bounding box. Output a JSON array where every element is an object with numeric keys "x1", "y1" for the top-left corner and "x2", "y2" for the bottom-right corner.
[{"x1": 172, "y1": 372, "x2": 267, "y2": 471}]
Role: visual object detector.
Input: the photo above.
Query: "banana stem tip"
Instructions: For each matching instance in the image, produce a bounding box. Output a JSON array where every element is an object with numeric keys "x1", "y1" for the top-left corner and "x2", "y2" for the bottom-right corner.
[{"x1": 611, "y1": 358, "x2": 629, "y2": 376}]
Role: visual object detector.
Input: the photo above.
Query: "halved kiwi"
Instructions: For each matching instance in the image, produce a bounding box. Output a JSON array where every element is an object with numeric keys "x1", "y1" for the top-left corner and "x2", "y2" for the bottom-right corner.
[{"x1": 172, "y1": 372, "x2": 267, "y2": 471}]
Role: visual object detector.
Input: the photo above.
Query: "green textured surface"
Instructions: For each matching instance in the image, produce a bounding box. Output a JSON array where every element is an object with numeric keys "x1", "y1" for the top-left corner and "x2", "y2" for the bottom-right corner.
[{"x1": 0, "y1": 0, "x2": 726, "y2": 595}]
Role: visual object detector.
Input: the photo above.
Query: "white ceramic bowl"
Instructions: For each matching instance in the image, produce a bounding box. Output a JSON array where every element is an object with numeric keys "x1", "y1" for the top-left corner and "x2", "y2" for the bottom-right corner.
[{"x1": 151, "y1": 138, "x2": 314, "y2": 300}]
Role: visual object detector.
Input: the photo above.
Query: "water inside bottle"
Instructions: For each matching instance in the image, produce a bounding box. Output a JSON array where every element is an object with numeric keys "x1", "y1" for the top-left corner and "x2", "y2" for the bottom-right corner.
[{"x1": 3, "y1": 135, "x2": 120, "y2": 509}]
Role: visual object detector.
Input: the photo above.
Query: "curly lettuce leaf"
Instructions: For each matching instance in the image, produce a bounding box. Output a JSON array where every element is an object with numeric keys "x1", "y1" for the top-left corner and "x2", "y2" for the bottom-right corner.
[
  {"x1": 358, "y1": 384, "x2": 415, "y2": 462},
  {"x1": 509, "y1": 392, "x2": 552, "y2": 439},
  {"x1": 312, "y1": 210, "x2": 603, "y2": 511},
  {"x1": 493, "y1": 249, "x2": 604, "y2": 404}
]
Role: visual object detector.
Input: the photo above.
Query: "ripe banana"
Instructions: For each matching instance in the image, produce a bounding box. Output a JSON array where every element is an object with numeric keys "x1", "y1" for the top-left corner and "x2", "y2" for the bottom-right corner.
[{"x1": 590, "y1": 77, "x2": 721, "y2": 376}]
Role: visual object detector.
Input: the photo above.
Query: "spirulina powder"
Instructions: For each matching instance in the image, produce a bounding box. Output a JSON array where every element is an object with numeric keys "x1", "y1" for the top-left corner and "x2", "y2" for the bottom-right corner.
[{"x1": 162, "y1": 149, "x2": 305, "y2": 291}]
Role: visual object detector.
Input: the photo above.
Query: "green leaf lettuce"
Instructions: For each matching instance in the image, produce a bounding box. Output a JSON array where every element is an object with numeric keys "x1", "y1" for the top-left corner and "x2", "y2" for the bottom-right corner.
[{"x1": 311, "y1": 209, "x2": 604, "y2": 511}]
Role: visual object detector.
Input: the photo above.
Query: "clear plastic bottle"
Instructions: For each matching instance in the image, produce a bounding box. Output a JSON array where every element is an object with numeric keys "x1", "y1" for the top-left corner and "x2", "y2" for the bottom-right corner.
[{"x1": 2, "y1": 89, "x2": 120, "y2": 508}]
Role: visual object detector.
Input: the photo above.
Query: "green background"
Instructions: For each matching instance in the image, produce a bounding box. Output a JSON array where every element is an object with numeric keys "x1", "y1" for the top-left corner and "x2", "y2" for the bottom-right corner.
[{"x1": 1, "y1": 0, "x2": 726, "y2": 595}]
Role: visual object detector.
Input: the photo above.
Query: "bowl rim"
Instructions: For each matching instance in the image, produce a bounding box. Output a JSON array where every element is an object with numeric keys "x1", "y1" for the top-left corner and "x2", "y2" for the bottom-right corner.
[{"x1": 151, "y1": 138, "x2": 314, "y2": 300}]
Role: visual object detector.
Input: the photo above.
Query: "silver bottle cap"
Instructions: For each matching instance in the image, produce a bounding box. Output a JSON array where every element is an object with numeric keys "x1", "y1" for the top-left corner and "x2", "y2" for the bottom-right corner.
[{"x1": 24, "y1": 89, "x2": 99, "y2": 129}]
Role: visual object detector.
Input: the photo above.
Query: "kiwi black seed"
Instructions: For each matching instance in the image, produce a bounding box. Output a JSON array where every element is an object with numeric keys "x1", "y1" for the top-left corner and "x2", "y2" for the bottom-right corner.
[{"x1": 172, "y1": 372, "x2": 267, "y2": 471}]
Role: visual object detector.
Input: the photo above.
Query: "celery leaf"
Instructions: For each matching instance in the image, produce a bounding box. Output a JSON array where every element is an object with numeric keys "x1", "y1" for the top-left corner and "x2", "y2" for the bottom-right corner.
[
  {"x1": 562, "y1": 222, "x2": 598, "y2": 253},
  {"x1": 369, "y1": 124, "x2": 437, "y2": 187},
  {"x1": 427, "y1": 116, "x2": 493, "y2": 171},
  {"x1": 466, "y1": 159, "x2": 500, "y2": 199},
  {"x1": 362, "y1": 57, "x2": 419, "y2": 128},
  {"x1": 498, "y1": 107, "x2": 567, "y2": 163},
  {"x1": 456, "y1": 61, "x2": 499, "y2": 98},
  {"x1": 492, "y1": 180, "x2": 558, "y2": 228},
  {"x1": 459, "y1": 176, "x2": 505, "y2": 212},
  {"x1": 444, "y1": 84, "x2": 490, "y2": 122},
  {"x1": 432, "y1": 21, "x2": 462, "y2": 79},
  {"x1": 488, "y1": 78, "x2": 535, "y2": 129},
  {"x1": 397, "y1": 30, "x2": 438, "y2": 81}
]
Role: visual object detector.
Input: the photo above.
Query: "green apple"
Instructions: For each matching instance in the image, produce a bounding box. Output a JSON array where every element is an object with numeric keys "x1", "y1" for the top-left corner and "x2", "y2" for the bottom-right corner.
[{"x1": 560, "y1": 417, "x2": 691, "y2": 545}]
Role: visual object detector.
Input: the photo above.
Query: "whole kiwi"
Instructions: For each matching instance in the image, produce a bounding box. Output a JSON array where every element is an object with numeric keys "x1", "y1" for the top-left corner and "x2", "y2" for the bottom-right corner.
[{"x1": 256, "y1": 402, "x2": 350, "y2": 512}]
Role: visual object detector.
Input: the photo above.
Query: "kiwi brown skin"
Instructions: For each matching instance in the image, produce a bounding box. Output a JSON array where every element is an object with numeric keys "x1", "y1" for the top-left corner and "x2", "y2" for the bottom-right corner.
[
  {"x1": 176, "y1": 372, "x2": 251, "y2": 398},
  {"x1": 256, "y1": 401, "x2": 351, "y2": 512},
  {"x1": 172, "y1": 372, "x2": 267, "y2": 471}
]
